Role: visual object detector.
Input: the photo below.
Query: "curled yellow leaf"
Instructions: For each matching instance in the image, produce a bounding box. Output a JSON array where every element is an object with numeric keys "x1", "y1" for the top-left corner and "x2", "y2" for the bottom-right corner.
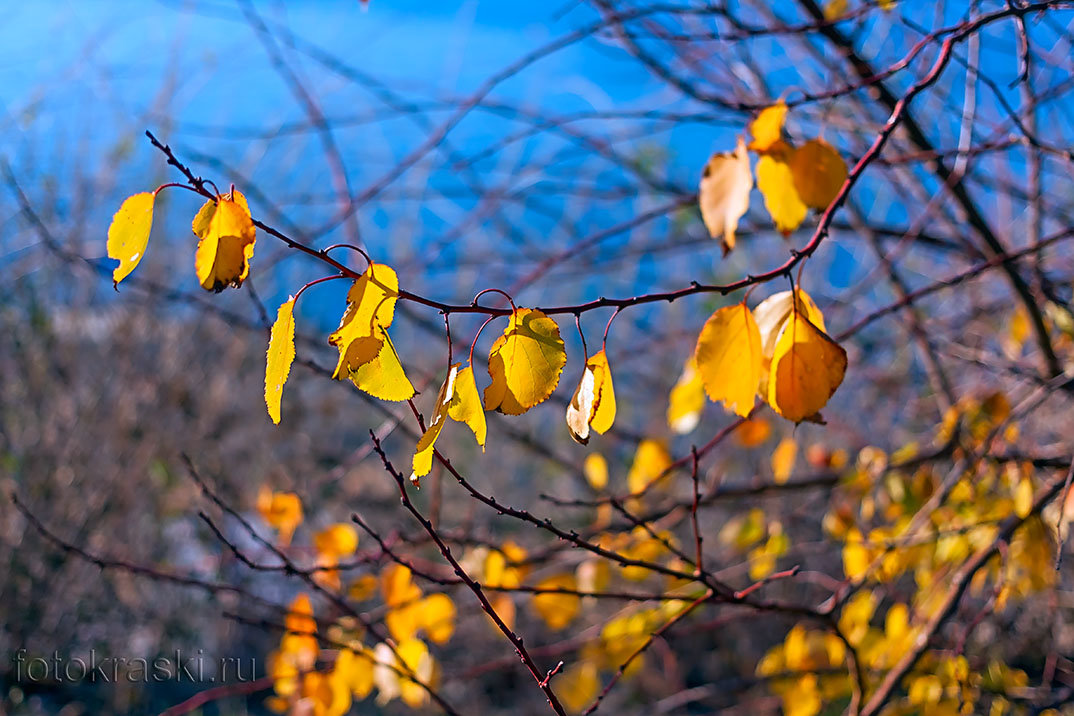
[
  {"x1": 448, "y1": 365, "x2": 487, "y2": 449},
  {"x1": 757, "y1": 143, "x2": 808, "y2": 236},
  {"x1": 789, "y1": 138, "x2": 848, "y2": 210},
  {"x1": 484, "y1": 308, "x2": 566, "y2": 415},
  {"x1": 348, "y1": 328, "x2": 414, "y2": 401},
  {"x1": 767, "y1": 307, "x2": 847, "y2": 422},
  {"x1": 699, "y1": 136, "x2": 752, "y2": 254},
  {"x1": 566, "y1": 350, "x2": 616, "y2": 444},
  {"x1": 755, "y1": 289, "x2": 825, "y2": 397},
  {"x1": 694, "y1": 302, "x2": 762, "y2": 417},
  {"x1": 412, "y1": 364, "x2": 459, "y2": 482},
  {"x1": 328, "y1": 262, "x2": 399, "y2": 379},
  {"x1": 192, "y1": 190, "x2": 256, "y2": 292},
  {"x1": 265, "y1": 297, "x2": 296, "y2": 425},
  {"x1": 107, "y1": 192, "x2": 155, "y2": 287}
]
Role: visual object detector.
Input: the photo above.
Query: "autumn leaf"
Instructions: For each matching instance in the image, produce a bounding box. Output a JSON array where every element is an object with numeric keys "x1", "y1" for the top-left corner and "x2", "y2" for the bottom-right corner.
[
  {"x1": 767, "y1": 306, "x2": 847, "y2": 422},
  {"x1": 583, "y1": 452, "x2": 608, "y2": 490},
  {"x1": 314, "y1": 523, "x2": 359, "y2": 558},
  {"x1": 699, "y1": 136, "x2": 752, "y2": 254},
  {"x1": 412, "y1": 364, "x2": 459, "y2": 482},
  {"x1": 757, "y1": 142, "x2": 808, "y2": 236},
  {"x1": 694, "y1": 302, "x2": 762, "y2": 417},
  {"x1": 667, "y1": 358, "x2": 705, "y2": 434},
  {"x1": 566, "y1": 350, "x2": 616, "y2": 444},
  {"x1": 328, "y1": 262, "x2": 399, "y2": 379},
  {"x1": 192, "y1": 190, "x2": 256, "y2": 292},
  {"x1": 533, "y1": 574, "x2": 580, "y2": 631},
  {"x1": 771, "y1": 437, "x2": 798, "y2": 484},
  {"x1": 736, "y1": 417, "x2": 772, "y2": 447},
  {"x1": 556, "y1": 661, "x2": 600, "y2": 713},
  {"x1": 484, "y1": 308, "x2": 566, "y2": 415},
  {"x1": 448, "y1": 365, "x2": 487, "y2": 449},
  {"x1": 107, "y1": 192, "x2": 155, "y2": 287},
  {"x1": 749, "y1": 101, "x2": 788, "y2": 153},
  {"x1": 348, "y1": 328, "x2": 415, "y2": 401},
  {"x1": 420, "y1": 593, "x2": 457, "y2": 644},
  {"x1": 265, "y1": 297, "x2": 296, "y2": 425},
  {"x1": 789, "y1": 138, "x2": 848, "y2": 210},
  {"x1": 628, "y1": 439, "x2": 672, "y2": 494},
  {"x1": 755, "y1": 289, "x2": 826, "y2": 397},
  {"x1": 257, "y1": 486, "x2": 303, "y2": 547}
]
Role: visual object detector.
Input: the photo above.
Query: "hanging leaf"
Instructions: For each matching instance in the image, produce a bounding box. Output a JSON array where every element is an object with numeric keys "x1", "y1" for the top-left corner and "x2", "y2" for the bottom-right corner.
[
  {"x1": 348, "y1": 328, "x2": 415, "y2": 401},
  {"x1": 699, "y1": 136, "x2": 753, "y2": 254},
  {"x1": 566, "y1": 350, "x2": 616, "y2": 444},
  {"x1": 749, "y1": 101, "x2": 788, "y2": 153},
  {"x1": 448, "y1": 365, "x2": 487, "y2": 449},
  {"x1": 755, "y1": 289, "x2": 826, "y2": 398},
  {"x1": 667, "y1": 358, "x2": 705, "y2": 434},
  {"x1": 484, "y1": 308, "x2": 566, "y2": 415},
  {"x1": 757, "y1": 143, "x2": 808, "y2": 236},
  {"x1": 329, "y1": 262, "x2": 400, "y2": 379},
  {"x1": 767, "y1": 306, "x2": 847, "y2": 422},
  {"x1": 265, "y1": 297, "x2": 296, "y2": 425},
  {"x1": 789, "y1": 138, "x2": 848, "y2": 210},
  {"x1": 192, "y1": 190, "x2": 256, "y2": 292},
  {"x1": 694, "y1": 302, "x2": 762, "y2": 417},
  {"x1": 107, "y1": 192, "x2": 155, "y2": 287},
  {"x1": 412, "y1": 364, "x2": 459, "y2": 482}
]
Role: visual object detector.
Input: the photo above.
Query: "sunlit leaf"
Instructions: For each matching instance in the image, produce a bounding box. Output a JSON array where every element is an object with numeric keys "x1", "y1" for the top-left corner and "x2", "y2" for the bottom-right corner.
[
  {"x1": 694, "y1": 302, "x2": 762, "y2": 417},
  {"x1": 789, "y1": 138, "x2": 848, "y2": 210},
  {"x1": 348, "y1": 328, "x2": 415, "y2": 401},
  {"x1": 448, "y1": 365, "x2": 487, "y2": 449},
  {"x1": 699, "y1": 136, "x2": 752, "y2": 254},
  {"x1": 767, "y1": 305, "x2": 847, "y2": 422},
  {"x1": 265, "y1": 297, "x2": 296, "y2": 425},
  {"x1": 412, "y1": 364, "x2": 458, "y2": 482},
  {"x1": 192, "y1": 190, "x2": 256, "y2": 292},
  {"x1": 107, "y1": 192, "x2": 155, "y2": 287},
  {"x1": 749, "y1": 101, "x2": 788, "y2": 153},
  {"x1": 566, "y1": 350, "x2": 616, "y2": 444},
  {"x1": 484, "y1": 308, "x2": 566, "y2": 415},
  {"x1": 757, "y1": 143, "x2": 808, "y2": 236},
  {"x1": 329, "y1": 262, "x2": 399, "y2": 379}
]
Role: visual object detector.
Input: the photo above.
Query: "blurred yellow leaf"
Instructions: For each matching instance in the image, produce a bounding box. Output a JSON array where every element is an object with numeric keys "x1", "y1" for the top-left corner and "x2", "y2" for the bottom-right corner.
[
  {"x1": 257, "y1": 486, "x2": 303, "y2": 547},
  {"x1": 192, "y1": 190, "x2": 256, "y2": 292},
  {"x1": 757, "y1": 144, "x2": 808, "y2": 236},
  {"x1": 533, "y1": 574, "x2": 581, "y2": 631},
  {"x1": 748, "y1": 101, "x2": 788, "y2": 153},
  {"x1": 628, "y1": 439, "x2": 672, "y2": 494},
  {"x1": 566, "y1": 350, "x2": 616, "y2": 444},
  {"x1": 771, "y1": 437, "x2": 798, "y2": 484},
  {"x1": 1015, "y1": 474, "x2": 1033, "y2": 518},
  {"x1": 736, "y1": 417, "x2": 772, "y2": 447},
  {"x1": 843, "y1": 529, "x2": 869, "y2": 580},
  {"x1": 484, "y1": 308, "x2": 566, "y2": 415},
  {"x1": 334, "y1": 647, "x2": 374, "y2": 699},
  {"x1": 667, "y1": 358, "x2": 705, "y2": 434},
  {"x1": 699, "y1": 136, "x2": 752, "y2": 254},
  {"x1": 447, "y1": 364, "x2": 487, "y2": 449},
  {"x1": 789, "y1": 138, "x2": 848, "y2": 210},
  {"x1": 382, "y1": 564, "x2": 421, "y2": 608},
  {"x1": 694, "y1": 302, "x2": 762, "y2": 417},
  {"x1": 419, "y1": 593, "x2": 456, "y2": 644},
  {"x1": 557, "y1": 661, "x2": 600, "y2": 713},
  {"x1": 107, "y1": 192, "x2": 155, "y2": 287},
  {"x1": 264, "y1": 297, "x2": 296, "y2": 425},
  {"x1": 823, "y1": 0, "x2": 849, "y2": 19},
  {"x1": 314, "y1": 523, "x2": 359, "y2": 558},
  {"x1": 767, "y1": 306, "x2": 847, "y2": 422},
  {"x1": 412, "y1": 364, "x2": 459, "y2": 481},
  {"x1": 583, "y1": 453, "x2": 609, "y2": 490}
]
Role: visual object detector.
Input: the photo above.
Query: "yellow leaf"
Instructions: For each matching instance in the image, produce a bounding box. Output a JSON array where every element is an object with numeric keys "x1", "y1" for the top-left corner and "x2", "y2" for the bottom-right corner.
[
  {"x1": 107, "y1": 192, "x2": 155, "y2": 287},
  {"x1": 447, "y1": 365, "x2": 487, "y2": 449},
  {"x1": 755, "y1": 290, "x2": 826, "y2": 398},
  {"x1": 412, "y1": 364, "x2": 458, "y2": 481},
  {"x1": 823, "y1": 0, "x2": 848, "y2": 20},
  {"x1": 627, "y1": 439, "x2": 673, "y2": 494},
  {"x1": 265, "y1": 297, "x2": 296, "y2": 425},
  {"x1": 334, "y1": 648, "x2": 374, "y2": 699},
  {"x1": 667, "y1": 358, "x2": 705, "y2": 434},
  {"x1": 771, "y1": 437, "x2": 797, "y2": 484},
  {"x1": 419, "y1": 593, "x2": 457, "y2": 644},
  {"x1": 736, "y1": 417, "x2": 772, "y2": 447},
  {"x1": 348, "y1": 574, "x2": 377, "y2": 602},
  {"x1": 583, "y1": 453, "x2": 609, "y2": 490},
  {"x1": 843, "y1": 529, "x2": 869, "y2": 580},
  {"x1": 382, "y1": 564, "x2": 421, "y2": 608},
  {"x1": 395, "y1": 639, "x2": 438, "y2": 708},
  {"x1": 566, "y1": 350, "x2": 616, "y2": 444},
  {"x1": 314, "y1": 523, "x2": 359, "y2": 558},
  {"x1": 328, "y1": 262, "x2": 400, "y2": 379},
  {"x1": 484, "y1": 308, "x2": 566, "y2": 415},
  {"x1": 257, "y1": 486, "x2": 303, "y2": 547},
  {"x1": 757, "y1": 144, "x2": 808, "y2": 236},
  {"x1": 699, "y1": 136, "x2": 752, "y2": 254},
  {"x1": 767, "y1": 306, "x2": 847, "y2": 422},
  {"x1": 748, "y1": 101, "x2": 788, "y2": 153},
  {"x1": 285, "y1": 593, "x2": 316, "y2": 636},
  {"x1": 1014, "y1": 475, "x2": 1033, "y2": 518},
  {"x1": 192, "y1": 190, "x2": 256, "y2": 292},
  {"x1": 348, "y1": 328, "x2": 415, "y2": 401},
  {"x1": 789, "y1": 138, "x2": 848, "y2": 210},
  {"x1": 694, "y1": 302, "x2": 762, "y2": 417},
  {"x1": 533, "y1": 574, "x2": 580, "y2": 631},
  {"x1": 557, "y1": 661, "x2": 600, "y2": 713}
]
